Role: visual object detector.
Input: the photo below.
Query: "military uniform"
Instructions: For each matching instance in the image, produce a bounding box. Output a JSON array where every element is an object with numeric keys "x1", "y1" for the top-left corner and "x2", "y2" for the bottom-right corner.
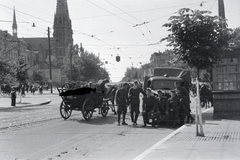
[
  {"x1": 116, "y1": 88, "x2": 129, "y2": 125},
  {"x1": 156, "y1": 96, "x2": 168, "y2": 114},
  {"x1": 142, "y1": 95, "x2": 159, "y2": 126},
  {"x1": 129, "y1": 87, "x2": 146, "y2": 124},
  {"x1": 167, "y1": 96, "x2": 180, "y2": 128},
  {"x1": 156, "y1": 96, "x2": 169, "y2": 126},
  {"x1": 175, "y1": 86, "x2": 194, "y2": 125}
]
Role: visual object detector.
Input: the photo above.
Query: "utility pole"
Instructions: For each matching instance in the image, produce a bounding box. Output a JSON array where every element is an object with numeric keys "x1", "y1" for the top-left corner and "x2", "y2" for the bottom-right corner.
[
  {"x1": 48, "y1": 27, "x2": 53, "y2": 94},
  {"x1": 70, "y1": 44, "x2": 72, "y2": 81}
]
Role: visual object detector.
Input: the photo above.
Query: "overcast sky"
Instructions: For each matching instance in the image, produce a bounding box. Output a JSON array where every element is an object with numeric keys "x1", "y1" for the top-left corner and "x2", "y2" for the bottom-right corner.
[{"x1": 1, "y1": 0, "x2": 240, "y2": 82}]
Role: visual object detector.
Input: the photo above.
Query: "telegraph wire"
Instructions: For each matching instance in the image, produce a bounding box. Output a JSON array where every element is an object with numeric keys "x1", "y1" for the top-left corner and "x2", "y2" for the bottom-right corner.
[
  {"x1": 0, "y1": 3, "x2": 52, "y2": 24},
  {"x1": 86, "y1": 0, "x2": 156, "y2": 51},
  {"x1": 105, "y1": 0, "x2": 158, "y2": 43}
]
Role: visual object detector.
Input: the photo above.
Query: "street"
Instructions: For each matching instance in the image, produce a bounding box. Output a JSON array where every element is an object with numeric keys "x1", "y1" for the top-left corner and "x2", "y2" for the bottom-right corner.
[{"x1": 0, "y1": 92, "x2": 199, "y2": 160}]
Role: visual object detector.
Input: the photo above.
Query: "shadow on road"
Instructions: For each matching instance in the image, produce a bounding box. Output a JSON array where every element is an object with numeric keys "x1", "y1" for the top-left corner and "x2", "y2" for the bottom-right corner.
[{"x1": 68, "y1": 115, "x2": 117, "y2": 125}]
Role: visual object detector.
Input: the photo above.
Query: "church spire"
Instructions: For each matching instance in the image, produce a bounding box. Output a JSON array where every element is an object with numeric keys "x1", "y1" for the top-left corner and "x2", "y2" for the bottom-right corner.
[
  {"x1": 12, "y1": 6, "x2": 18, "y2": 37},
  {"x1": 53, "y1": 0, "x2": 73, "y2": 58}
]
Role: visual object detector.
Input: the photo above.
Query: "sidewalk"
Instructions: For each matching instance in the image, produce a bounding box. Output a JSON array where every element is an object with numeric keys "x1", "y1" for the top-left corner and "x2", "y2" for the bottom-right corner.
[
  {"x1": 0, "y1": 90, "x2": 57, "y2": 109},
  {"x1": 135, "y1": 107, "x2": 240, "y2": 160}
]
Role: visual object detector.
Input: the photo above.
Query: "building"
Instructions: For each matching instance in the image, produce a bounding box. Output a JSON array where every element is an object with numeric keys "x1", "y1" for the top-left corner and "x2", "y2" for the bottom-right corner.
[
  {"x1": 212, "y1": 47, "x2": 240, "y2": 119},
  {"x1": 53, "y1": 0, "x2": 73, "y2": 62},
  {"x1": 20, "y1": 0, "x2": 75, "y2": 85}
]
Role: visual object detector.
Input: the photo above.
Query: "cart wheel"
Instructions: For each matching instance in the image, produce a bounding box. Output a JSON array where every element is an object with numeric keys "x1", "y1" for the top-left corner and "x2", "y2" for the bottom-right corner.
[
  {"x1": 60, "y1": 101, "x2": 72, "y2": 120},
  {"x1": 82, "y1": 98, "x2": 94, "y2": 120},
  {"x1": 101, "y1": 101, "x2": 109, "y2": 117}
]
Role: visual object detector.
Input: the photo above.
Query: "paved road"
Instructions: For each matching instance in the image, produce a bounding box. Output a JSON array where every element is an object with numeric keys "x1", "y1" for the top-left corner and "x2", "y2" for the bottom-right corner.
[{"x1": 0, "y1": 93, "x2": 202, "y2": 160}]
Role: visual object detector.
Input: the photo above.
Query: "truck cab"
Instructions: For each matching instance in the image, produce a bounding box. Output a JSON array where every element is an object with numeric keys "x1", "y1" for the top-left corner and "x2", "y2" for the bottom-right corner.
[{"x1": 144, "y1": 67, "x2": 191, "y2": 98}]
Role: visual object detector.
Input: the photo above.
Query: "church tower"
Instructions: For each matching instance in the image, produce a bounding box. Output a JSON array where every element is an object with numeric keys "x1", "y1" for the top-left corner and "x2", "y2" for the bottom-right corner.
[
  {"x1": 53, "y1": 0, "x2": 73, "y2": 59},
  {"x1": 12, "y1": 7, "x2": 18, "y2": 37}
]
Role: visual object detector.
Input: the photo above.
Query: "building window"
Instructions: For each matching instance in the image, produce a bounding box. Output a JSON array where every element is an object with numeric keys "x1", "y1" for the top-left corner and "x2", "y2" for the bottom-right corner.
[{"x1": 214, "y1": 57, "x2": 240, "y2": 91}]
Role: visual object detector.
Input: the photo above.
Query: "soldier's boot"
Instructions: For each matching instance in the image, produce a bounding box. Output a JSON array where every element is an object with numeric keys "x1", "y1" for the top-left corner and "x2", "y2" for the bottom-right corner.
[
  {"x1": 122, "y1": 114, "x2": 128, "y2": 125},
  {"x1": 131, "y1": 112, "x2": 134, "y2": 123},
  {"x1": 117, "y1": 114, "x2": 121, "y2": 126},
  {"x1": 134, "y1": 114, "x2": 139, "y2": 125}
]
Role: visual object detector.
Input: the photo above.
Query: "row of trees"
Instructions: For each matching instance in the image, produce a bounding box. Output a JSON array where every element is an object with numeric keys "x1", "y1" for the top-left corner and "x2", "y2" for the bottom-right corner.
[{"x1": 0, "y1": 49, "x2": 109, "y2": 87}]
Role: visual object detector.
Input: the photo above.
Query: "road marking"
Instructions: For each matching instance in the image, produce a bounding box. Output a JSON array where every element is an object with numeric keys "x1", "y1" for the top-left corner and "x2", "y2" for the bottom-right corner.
[{"x1": 134, "y1": 107, "x2": 213, "y2": 160}]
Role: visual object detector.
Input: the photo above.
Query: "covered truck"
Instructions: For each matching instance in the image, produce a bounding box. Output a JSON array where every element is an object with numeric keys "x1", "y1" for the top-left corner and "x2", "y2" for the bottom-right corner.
[{"x1": 143, "y1": 67, "x2": 191, "y2": 98}]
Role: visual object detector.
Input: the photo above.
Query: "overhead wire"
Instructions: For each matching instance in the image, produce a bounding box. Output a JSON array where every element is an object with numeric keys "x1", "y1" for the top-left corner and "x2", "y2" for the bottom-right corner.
[{"x1": 86, "y1": 0, "x2": 157, "y2": 58}]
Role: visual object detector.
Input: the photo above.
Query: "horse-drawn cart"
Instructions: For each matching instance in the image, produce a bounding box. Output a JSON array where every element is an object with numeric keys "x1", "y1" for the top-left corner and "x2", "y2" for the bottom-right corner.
[{"x1": 57, "y1": 87, "x2": 109, "y2": 120}]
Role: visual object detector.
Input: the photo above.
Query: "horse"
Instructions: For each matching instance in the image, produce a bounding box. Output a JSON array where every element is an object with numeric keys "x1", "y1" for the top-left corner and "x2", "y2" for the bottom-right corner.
[{"x1": 0, "y1": 84, "x2": 11, "y2": 96}]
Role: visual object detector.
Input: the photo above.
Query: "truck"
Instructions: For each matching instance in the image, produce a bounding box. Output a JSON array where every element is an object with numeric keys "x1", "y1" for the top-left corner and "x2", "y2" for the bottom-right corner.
[{"x1": 143, "y1": 67, "x2": 191, "y2": 98}]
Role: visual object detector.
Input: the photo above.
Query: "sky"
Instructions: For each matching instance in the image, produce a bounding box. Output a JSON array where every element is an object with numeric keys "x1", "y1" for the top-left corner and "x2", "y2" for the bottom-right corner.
[{"x1": 1, "y1": 0, "x2": 240, "y2": 82}]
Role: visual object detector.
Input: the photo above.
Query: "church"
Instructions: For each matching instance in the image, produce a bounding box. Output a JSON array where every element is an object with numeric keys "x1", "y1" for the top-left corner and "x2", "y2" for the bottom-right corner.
[{"x1": 0, "y1": 0, "x2": 77, "y2": 86}]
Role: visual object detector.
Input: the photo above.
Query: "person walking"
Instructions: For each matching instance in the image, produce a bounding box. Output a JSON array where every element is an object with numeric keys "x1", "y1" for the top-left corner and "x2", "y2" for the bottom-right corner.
[
  {"x1": 128, "y1": 81, "x2": 146, "y2": 125},
  {"x1": 115, "y1": 83, "x2": 129, "y2": 126},
  {"x1": 31, "y1": 86, "x2": 35, "y2": 95},
  {"x1": 167, "y1": 90, "x2": 180, "y2": 128},
  {"x1": 39, "y1": 85, "x2": 43, "y2": 95},
  {"x1": 174, "y1": 81, "x2": 194, "y2": 125},
  {"x1": 142, "y1": 88, "x2": 159, "y2": 127}
]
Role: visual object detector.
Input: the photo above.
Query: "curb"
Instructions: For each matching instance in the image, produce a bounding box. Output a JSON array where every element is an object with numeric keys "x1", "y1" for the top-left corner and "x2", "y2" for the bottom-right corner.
[
  {"x1": 0, "y1": 99, "x2": 51, "y2": 110},
  {"x1": 133, "y1": 107, "x2": 212, "y2": 160}
]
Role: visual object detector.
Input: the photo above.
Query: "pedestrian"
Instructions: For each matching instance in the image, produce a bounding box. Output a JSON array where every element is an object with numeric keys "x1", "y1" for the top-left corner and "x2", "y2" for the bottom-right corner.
[
  {"x1": 174, "y1": 81, "x2": 194, "y2": 125},
  {"x1": 142, "y1": 88, "x2": 159, "y2": 127},
  {"x1": 167, "y1": 90, "x2": 180, "y2": 128},
  {"x1": 156, "y1": 90, "x2": 169, "y2": 127},
  {"x1": 115, "y1": 82, "x2": 129, "y2": 126},
  {"x1": 128, "y1": 81, "x2": 146, "y2": 125},
  {"x1": 32, "y1": 86, "x2": 35, "y2": 95},
  {"x1": 39, "y1": 85, "x2": 43, "y2": 95},
  {"x1": 10, "y1": 87, "x2": 17, "y2": 106},
  {"x1": 21, "y1": 84, "x2": 25, "y2": 97}
]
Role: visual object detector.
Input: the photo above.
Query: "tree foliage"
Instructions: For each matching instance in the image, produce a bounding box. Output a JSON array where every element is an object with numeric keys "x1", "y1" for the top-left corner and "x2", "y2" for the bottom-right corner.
[
  {"x1": 62, "y1": 50, "x2": 109, "y2": 82},
  {"x1": 161, "y1": 8, "x2": 232, "y2": 70},
  {"x1": 28, "y1": 65, "x2": 47, "y2": 85},
  {"x1": 0, "y1": 57, "x2": 16, "y2": 85},
  {"x1": 230, "y1": 27, "x2": 240, "y2": 47},
  {"x1": 16, "y1": 59, "x2": 29, "y2": 84}
]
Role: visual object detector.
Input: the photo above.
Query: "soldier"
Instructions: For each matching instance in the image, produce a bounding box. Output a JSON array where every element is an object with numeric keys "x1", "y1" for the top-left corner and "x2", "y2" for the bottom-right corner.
[
  {"x1": 142, "y1": 88, "x2": 159, "y2": 127},
  {"x1": 115, "y1": 83, "x2": 129, "y2": 126},
  {"x1": 128, "y1": 81, "x2": 146, "y2": 125},
  {"x1": 156, "y1": 90, "x2": 169, "y2": 126},
  {"x1": 167, "y1": 90, "x2": 180, "y2": 128},
  {"x1": 174, "y1": 81, "x2": 194, "y2": 125}
]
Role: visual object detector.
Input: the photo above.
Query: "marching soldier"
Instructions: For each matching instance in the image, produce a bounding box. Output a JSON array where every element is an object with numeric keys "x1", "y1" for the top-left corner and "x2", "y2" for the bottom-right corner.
[
  {"x1": 115, "y1": 83, "x2": 129, "y2": 126},
  {"x1": 128, "y1": 81, "x2": 146, "y2": 125}
]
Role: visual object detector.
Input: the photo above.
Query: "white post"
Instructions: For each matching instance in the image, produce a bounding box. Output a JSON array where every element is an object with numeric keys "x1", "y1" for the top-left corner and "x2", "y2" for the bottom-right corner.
[{"x1": 196, "y1": 77, "x2": 204, "y2": 136}]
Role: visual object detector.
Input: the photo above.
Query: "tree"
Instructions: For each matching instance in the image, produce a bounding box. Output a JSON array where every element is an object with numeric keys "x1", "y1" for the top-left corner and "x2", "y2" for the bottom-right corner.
[
  {"x1": 162, "y1": 8, "x2": 231, "y2": 136},
  {"x1": 0, "y1": 57, "x2": 16, "y2": 85},
  {"x1": 28, "y1": 66, "x2": 47, "y2": 85},
  {"x1": 61, "y1": 50, "x2": 109, "y2": 82},
  {"x1": 229, "y1": 27, "x2": 240, "y2": 47},
  {"x1": 16, "y1": 59, "x2": 29, "y2": 85}
]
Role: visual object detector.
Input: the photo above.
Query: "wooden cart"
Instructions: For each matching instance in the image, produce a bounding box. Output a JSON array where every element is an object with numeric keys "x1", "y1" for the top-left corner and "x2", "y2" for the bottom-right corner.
[{"x1": 57, "y1": 87, "x2": 109, "y2": 120}]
